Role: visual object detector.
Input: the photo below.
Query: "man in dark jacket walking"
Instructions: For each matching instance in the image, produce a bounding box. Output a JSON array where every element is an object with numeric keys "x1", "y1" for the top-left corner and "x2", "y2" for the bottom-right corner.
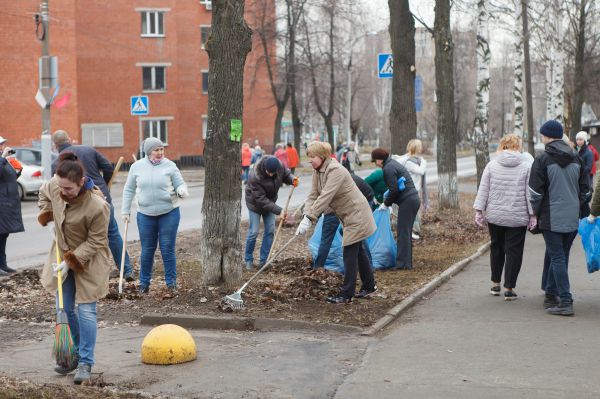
[
  {"x1": 0, "y1": 137, "x2": 24, "y2": 275},
  {"x1": 244, "y1": 156, "x2": 297, "y2": 269},
  {"x1": 529, "y1": 120, "x2": 589, "y2": 316},
  {"x1": 51, "y1": 130, "x2": 134, "y2": 281}
]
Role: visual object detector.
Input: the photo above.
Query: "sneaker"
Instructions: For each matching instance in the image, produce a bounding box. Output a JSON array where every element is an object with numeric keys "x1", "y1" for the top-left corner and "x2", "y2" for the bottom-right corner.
[
  {"x1": 139, "y1": 286, "x2": 149, "y2": 294},
  {"x1": 245, "y1": 262, "x2": 254, "y2": 270},
  {"x1": 490, "y1": 286, "x2": 501, "y2": 296},
  {"x1": 124, "y1": 273, "x2": 135, "y2": 282},
  {"x1": 0, "y1": 265, "x2": 16, "y2": 273},
  {"x1": 326, "y1": 295, "x2": 352, "y2": 304},
  {"x1": 0, "y1": 269, "x2": 8, "y2": 277},
  {"x1": 355, "y1": 286, "x2": 377, "y2": 299},
  {"x1": 504, "y1": 290, "x2": 518, "y2": 301},
  {"x1": 166, "y1": 285, "x2": 178, "y2": 297},
  {"x1": 73, "y1": 363, "x2": 91, "y2": 385},
  {"x1": 412, "y1": 233, "x2": 420, "y2": 240},
  {"x1": 109, "y1": 269, "x2": 119, "y2": 279},
  {"x1": 546, "y1": 302, "x2": 574, "y2": 316},
  {"x1": 543, "y1": 293, "x2": 559, "y2": 309}
]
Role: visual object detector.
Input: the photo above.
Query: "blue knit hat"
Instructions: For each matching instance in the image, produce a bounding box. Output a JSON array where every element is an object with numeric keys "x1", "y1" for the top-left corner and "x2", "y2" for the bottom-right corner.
[
  {"x1": 264, "y1": 157, "x2": 280, "y2": 173},
  {"x1": 539, "y1": 120, "x2": 563, "y2": 139}
]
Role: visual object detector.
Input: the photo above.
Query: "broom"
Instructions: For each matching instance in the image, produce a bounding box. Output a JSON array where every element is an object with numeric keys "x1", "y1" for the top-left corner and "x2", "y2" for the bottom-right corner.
[{"x1": 53, "y1": 243, "x2": 78, "y2": 369}]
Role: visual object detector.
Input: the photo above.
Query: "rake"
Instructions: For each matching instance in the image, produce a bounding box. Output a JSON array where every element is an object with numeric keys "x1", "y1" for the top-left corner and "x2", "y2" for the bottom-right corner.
[
  {"x1": 53, "y1": 243, "x2": 78, "y2": 370},
  {"x1": 118, "y1": 219, "x2": 129, "y2": 294},
  {"x1": 222, "y1": 235, "x2": 297, "y2": 310},
  {"x1": 266, "y1": 185, "x2": 296, "y2": 262}
]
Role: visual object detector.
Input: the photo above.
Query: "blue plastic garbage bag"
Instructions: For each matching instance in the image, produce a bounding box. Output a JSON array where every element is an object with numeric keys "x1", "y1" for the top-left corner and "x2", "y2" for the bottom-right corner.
[
  {"x1": 578, "y1": 218, "x2": 600, "y2": 273},
  {"x1": 366, "y1": 208, "x2": 397, "y2": 269},
  {"x1": 308, "y1": 216, "x2": 345, "y2": 274}
]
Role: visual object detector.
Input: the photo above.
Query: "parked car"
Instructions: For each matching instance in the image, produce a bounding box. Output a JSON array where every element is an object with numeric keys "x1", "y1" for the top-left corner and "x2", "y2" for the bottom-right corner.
[{"x1": 12, "y1": 147, "x2": 57, "y2": 200}]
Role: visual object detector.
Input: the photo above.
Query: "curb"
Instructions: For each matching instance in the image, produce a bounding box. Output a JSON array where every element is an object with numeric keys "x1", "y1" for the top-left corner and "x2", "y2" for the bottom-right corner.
[
  {"x1": 140, "y1": 314, "x2": 362, "y2": 335},
  {"x1": 361, "y1": 241, "x2": 491, "y2": 336}
]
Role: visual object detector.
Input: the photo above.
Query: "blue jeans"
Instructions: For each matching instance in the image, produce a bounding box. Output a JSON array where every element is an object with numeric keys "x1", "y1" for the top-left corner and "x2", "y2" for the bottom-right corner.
[
  {"x1": 245, "y1": 210, "x2": 275, "y2": 264},
  {"x1": 108, "y1": 204, "x2": 132, "y2": 276},
  {"x1": 137, "y1": 208, "x2": 180, "y2": 288},
  {"x1": 56, "y1": 272, "x2": 97, "y2": 366},
  {"x1": 314, "y1": 213, "x2": 341, "y2": 268},
  {"x1": 541, "y1": 230, "x2": 577, "y2": 303},
  {"x1": 241, "y1": 166, "x2": 250, "y2": 182}
]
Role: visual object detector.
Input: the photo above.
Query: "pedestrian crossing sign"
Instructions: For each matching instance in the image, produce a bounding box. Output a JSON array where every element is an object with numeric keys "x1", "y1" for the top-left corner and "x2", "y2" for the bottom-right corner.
[
  {"x1": 378, "y1": 53, "x2": 393, "y2": 78},
  {"x1": 130, "y1": 95, "x2": 149, "y2": 116}
]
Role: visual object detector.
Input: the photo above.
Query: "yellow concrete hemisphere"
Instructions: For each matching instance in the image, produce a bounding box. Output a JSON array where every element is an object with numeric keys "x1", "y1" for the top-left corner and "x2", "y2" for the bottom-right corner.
[{"x1": 141, "y1": 324, "x2": 197, "y2": 365}]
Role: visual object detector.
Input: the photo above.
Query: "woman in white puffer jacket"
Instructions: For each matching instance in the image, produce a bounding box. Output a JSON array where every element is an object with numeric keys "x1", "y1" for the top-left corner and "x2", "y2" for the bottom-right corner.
[{"x1": 473, "y1": 134, "x2": 536, "y2": 301}]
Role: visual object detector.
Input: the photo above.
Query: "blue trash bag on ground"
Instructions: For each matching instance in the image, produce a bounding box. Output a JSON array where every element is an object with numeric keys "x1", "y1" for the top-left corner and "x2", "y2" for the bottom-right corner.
[
  {"x1": 578, "y1": 218, "x2": 600, "y2": 273},
  {"x1": 308, "y1": 216, "x2": 345, "y2": 274},
  {"x1": 366, "y1": 208, "x2": 397, "y2": 269}
]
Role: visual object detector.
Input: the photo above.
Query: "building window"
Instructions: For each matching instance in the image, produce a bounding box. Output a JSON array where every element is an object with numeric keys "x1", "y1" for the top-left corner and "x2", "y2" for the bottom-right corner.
[
  {"x1": 141, "y1": 11, "x2": 165, "y2": 37},
  {"x1": 142, "y1": 66, "x2": 166, "y2": 91},
  {"x1": 143, "y1": 119, "x2": 169, "y2": 144},
  {"x1": 200, "y1": 25, "x2": 211, "y2": 49},
  {"x1": 202, "y1": 70, "x2": 209, "y2": 94},
  {"x1": 202, "y1": 115, "x2": 208, "y2": 139},
  {"x1": 81, "y1": 123, "x2": 124, "y2": 147}
]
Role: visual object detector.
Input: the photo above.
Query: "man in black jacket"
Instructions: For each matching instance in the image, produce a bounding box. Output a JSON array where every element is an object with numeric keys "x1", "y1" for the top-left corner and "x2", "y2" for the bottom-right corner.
[
  {"x1": 529, "y1": 120, "x2": 589, "y2": 316},
  {"x1": 244, "y1": 156, "x2": 297, "y2": 269},
  {"x1": 51, "y1": 130, "x2": 134, "y2": 281}
]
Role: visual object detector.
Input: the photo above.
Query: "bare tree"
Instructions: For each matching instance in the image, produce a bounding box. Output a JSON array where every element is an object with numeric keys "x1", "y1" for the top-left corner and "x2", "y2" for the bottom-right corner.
[
  {"x1": 389, "y1": 0, "x2": 417, "y2": 154},
  {"x1": 513, "y1": 0, "x2": 525, "y2": 136},
  {"x1": 201, "y1": 0, "x2": 253, "y2": 286},
  {"x1": 568, "y1": 0, "x2": 592, "y2": 134},
  {"x1": 522, "y1": 0, "x2": 535, "y2": 155},
  {"x1": 435, "y1": 0, "x2": 459, "y2": 209},
  {"x1": 474, "y1": 0, "x2": 491, "y2": 186}
]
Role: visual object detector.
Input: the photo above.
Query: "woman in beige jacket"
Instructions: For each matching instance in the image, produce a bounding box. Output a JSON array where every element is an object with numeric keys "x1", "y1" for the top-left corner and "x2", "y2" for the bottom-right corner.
[
  {"x1": 38, "y1": 152, "x2": 110, "y2": 384},
  {"x1": 296, "y1": 141, "x2": 377, "y2": 303}
]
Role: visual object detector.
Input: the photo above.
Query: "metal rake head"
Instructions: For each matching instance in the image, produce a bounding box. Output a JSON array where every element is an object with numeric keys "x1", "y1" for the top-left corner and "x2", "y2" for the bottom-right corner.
[{"x1": 221, "y1": 292, "x2": 245, "y2": 310}]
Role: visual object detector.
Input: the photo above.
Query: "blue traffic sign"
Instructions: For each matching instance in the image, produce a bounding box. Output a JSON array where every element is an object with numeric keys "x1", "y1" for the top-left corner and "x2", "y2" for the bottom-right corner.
[
  {"x1": 378, "y1": 53, "x2": 393, "y2": 78},
  {"x1": 130, "y1": 95, "x2": 149, "y2": 116}
]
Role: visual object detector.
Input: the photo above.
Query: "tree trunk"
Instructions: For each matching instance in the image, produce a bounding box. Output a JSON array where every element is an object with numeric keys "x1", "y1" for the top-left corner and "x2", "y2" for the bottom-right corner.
[
  {"x1": 201, "y1": 0, "x2": 253, "y2": 287},
  {"x1": 571, "y1": 0, "x2": 587, "y2": 135},
  {"x1": 274, "y1": 106, "x2": 285, "y2": 147},
  {"x1": 434, "y1": 0, "x2": 459, "y2": 209},
  {"x1": 388, "y1": 0, "x2": 416, "y2": 155},
  {"x1": 513, "y1": 0, "x2": 524, "y2": 137},
  {"x1": 324, "y1": 116, "x2": 335, "y2": 149},
  {"x1": 522, "y1": 0, "x2": 535, "y2": 156},
  {"x1": 474, "y1": 0, "x2": 491, "y2": 187},
  {"x1": 286, "y1": 0, "x2": 303, "y2": 152}
]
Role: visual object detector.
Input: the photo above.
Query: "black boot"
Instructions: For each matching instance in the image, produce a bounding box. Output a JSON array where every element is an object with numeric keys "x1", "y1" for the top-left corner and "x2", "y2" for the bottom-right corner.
[
  {"x1": 543, "y1": 293, "x2": 559, "y2": 309},
  {"x1": 0, "y1": 265, "x2": 16, "y2": 274}
]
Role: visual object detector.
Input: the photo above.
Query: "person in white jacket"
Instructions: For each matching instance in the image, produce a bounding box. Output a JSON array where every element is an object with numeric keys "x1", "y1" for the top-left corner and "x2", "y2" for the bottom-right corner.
[
  {"x1": 392, "y1": 139, "x2": 428, "y2": 239},
  {"x1": 473, "y1": 134, "x2": 536, "y2": 301}
]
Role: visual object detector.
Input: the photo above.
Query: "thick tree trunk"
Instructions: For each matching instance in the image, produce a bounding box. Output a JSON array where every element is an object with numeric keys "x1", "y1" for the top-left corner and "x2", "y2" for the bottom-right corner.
[
  {"x1": 274, "y1": 106, "x2": 285, "y2": 147},
  {"x1": 572, "y1": 0, "x2": 587, "y2": 135},
  {"x1": 474, "y1": 0, "x2": 491, "y2": 187},
  {"x1": 522, "y1": 0, "x2": 535, "y2": 156},
  {"x1": 324, "y1": 116, "x2": 335, "y2": 149},
  {"x1": 388, "y1": 0, "x2": 416, "y2": 155},
  {"x1": 201, "y1": 0, "x2": 253, "y2": 287},
  {"x1": 434, "y1": 0, "x2": 459, "y2": 209},
  {"x1": 513, "y1": 0, "x2": 524, "y2": 137}
]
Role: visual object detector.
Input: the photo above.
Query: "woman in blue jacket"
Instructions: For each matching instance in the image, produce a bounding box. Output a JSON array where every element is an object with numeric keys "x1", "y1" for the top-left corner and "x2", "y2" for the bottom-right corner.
[{"x1": 122, "y1": 138, "x2": 188, "y2": 295}]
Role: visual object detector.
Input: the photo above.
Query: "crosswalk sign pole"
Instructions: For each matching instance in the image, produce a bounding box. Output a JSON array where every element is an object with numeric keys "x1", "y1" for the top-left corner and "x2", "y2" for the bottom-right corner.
[{"x1": 138, "y1": 117, "x2": 142, "y2": 159}]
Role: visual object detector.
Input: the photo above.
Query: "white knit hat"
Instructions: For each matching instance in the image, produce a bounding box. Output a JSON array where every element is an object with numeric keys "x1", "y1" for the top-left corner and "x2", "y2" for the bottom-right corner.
[{"x1": 576, "y1": 131, "x2": 589, "y2": 142}]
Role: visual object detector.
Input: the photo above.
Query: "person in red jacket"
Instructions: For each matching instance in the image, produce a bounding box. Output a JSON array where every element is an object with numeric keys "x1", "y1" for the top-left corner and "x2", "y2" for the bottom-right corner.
[
  {"x1": 286, "y1": 142, "x2": 300, "y2": 174},
  {"x1": 241, "y1": 143, "x2": 252, "y2": 183}
]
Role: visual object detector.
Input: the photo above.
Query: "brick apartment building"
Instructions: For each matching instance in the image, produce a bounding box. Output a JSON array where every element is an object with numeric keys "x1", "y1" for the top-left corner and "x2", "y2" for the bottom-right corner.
[{"x1": 0, "y1": 0, "x2": 277, "y2": 164}]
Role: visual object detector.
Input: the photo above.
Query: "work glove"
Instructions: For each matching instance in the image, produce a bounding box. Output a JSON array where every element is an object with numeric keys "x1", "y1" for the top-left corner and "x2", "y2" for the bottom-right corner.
[
  {"x1": 474, "y1": 211, "x2": 485, "y2": 227},
  {"x1": 378, "y1": 203, "x2": 388, "y2": 211},
  {"x1": 295, "y1": 216, "x2": 312, "y2": 236},
  {"x1": 588, "y1": 214, "x2": 597, "y2": 224},
  {"x1": 52, "y1": 261, "x2": 69, "y2": 278},
  {"x1": 292, "y1": 176, "x2": 299, "y2": 187},
  {"x1": 528, "y1": 215, "x2": 538, "y2": 230},
  {"x1": 177, "y1": 185, "x2": 189, "y2": 198},
  {"x1": 1, "y1": 146, "x2": 12, "y2": 158},
  {"x1": 122, "y1": 214, "x2": 130, "y2": 223}
]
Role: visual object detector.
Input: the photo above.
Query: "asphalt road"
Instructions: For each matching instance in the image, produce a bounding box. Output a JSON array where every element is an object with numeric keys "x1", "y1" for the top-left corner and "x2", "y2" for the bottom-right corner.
[{"x1": 7, "y1": 156, "x2": 478, "y2": 270}]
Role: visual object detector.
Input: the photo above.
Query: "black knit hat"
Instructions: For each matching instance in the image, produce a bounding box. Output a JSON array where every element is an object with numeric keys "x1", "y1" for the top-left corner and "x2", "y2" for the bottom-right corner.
[
  {"x1": 539, "y1": 120, "x2": 563, "y2": 139},
  {"x1": 264, "y1": 157, "x2": 280, "y2": 173}
]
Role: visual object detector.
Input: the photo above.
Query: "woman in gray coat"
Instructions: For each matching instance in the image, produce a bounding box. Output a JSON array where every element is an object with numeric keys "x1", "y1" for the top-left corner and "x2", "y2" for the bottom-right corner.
[
  {"x1": 0, "y1": 137, "x2": 24, "y2": 275},
  {"x1": 473, "y1": 134, "x2": 535, "y2": 300}
]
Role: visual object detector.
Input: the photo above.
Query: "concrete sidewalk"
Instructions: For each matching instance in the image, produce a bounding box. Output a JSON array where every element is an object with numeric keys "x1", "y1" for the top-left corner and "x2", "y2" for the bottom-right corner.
[{"x1": 334, "y1": 234, "x2": 600, "y2": 399}]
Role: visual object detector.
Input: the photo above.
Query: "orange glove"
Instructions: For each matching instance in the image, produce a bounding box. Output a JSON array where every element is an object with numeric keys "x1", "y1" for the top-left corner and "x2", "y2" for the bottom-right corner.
[{"x1": 292, "y1": 177, "x2": 299, "y2": 187}]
